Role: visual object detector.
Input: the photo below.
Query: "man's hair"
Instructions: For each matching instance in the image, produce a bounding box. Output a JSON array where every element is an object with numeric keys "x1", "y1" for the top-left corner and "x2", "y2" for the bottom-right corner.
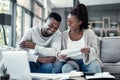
[{"x1": 46, "y1": 12, "x2": 62, "y2": 22}]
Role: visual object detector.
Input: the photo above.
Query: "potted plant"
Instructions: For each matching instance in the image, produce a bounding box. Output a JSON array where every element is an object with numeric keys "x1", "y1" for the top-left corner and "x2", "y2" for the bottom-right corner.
[{"x1": 1, "y1": 65, "x2": 10, "y2": 80}]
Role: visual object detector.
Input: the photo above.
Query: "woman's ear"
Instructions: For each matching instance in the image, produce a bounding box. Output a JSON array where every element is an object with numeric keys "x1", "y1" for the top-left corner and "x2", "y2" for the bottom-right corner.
[{"x1": 79, "y1": 20, "x2": 82, "y2": 25}]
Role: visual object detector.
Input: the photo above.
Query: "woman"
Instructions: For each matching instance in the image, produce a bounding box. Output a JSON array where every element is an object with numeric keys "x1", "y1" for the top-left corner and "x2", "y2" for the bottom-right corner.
[{"x1": 58, "y1": 3, "x2": 102, "y2": 73}]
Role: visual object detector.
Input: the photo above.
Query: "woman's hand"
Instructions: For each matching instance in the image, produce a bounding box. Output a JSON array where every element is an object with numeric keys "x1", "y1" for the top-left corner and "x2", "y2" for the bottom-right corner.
[
  {"x1": 81, "y1": 47, "x2": 90, "y2": 54},
  {"x1": 58, "y1": 53, "x2": 66, "y2": 59}
]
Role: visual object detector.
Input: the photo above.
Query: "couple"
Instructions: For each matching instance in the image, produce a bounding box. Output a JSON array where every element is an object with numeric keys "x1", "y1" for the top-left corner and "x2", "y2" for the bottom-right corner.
[{"x1": 18, "y1": 3, "x2": 102, "y2": 73}]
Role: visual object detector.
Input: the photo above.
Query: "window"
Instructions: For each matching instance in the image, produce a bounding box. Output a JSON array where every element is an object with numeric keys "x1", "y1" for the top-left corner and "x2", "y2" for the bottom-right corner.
[
  {"x1": 33, "y1": 16, "x2": 42, "y2": 27},
  {"x1": 0, "y1": 25, "x2": 12, "y2": 45},
  {"x1": 0, "y1": 26, "x2": 4, "y2": 45},
  {"x1": 0, "y1": 0, "x2": 11, "y2": 45},
  {"x1": 17, "y1": 0, "x2": 31, "y2": 10},
  {"x1": 0, "y1": 0, "x2": 10, "y2": 14},
  {"x1": 34, "y1": 3, "x2": 43, "y2": 18},
  {"x1": 24, "y1": 13, "x2": 31, "y2": 34},
  {"x1": 16, "y1": 6, "x2": 22, "y2": 45},
  {"x1": 33, "y1": 1, "x2": 44, "y2": 27}
]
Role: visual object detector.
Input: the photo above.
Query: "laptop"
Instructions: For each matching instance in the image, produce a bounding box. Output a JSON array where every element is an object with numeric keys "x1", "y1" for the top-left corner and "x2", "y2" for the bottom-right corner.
[
  {"x1": 2, "y1": 51, "x2": 32, "y2": 80},
  {"x1": 2, "y1": 51, "x2": 63, "y2": 80}
]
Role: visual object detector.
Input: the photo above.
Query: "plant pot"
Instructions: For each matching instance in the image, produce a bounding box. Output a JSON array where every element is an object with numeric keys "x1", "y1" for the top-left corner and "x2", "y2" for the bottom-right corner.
[{"x1": 1, "y1": 74, "x2": 10, "y2": 80}]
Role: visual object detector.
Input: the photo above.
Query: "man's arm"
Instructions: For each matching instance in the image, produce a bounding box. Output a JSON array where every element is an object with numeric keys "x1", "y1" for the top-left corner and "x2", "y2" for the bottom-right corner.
[
  {"x1": 17, "y1": 29, "x2": 39, "y2": 62},
  {"x1": 37, "y1": 56, "x2": 56, "y2": 63},
  {"x1": 19, "y1": 40, "x2": 35, "y2": 49},
  {"x1": 17, "y1": 30, "x2": 32, "y2": 50},
  {"x1": 28, "y1": 53, "x2": 56, "y2": 63},
  {"x1": 34, "y1": 33, "x2": 61, "y2": 57}
]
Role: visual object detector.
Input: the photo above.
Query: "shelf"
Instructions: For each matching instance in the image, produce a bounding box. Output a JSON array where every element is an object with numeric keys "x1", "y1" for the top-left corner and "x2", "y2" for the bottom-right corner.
[
  {"x1": 89, "y1": 21, "x2": 103, "y2": 29},
  {"x1": 89, "y1": 17, "x2": 120, "y2": 37}
]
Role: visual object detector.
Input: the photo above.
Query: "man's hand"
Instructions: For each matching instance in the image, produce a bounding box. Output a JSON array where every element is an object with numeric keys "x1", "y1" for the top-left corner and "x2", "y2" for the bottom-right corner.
[
  {"x1": 20, "y1": 40, "x2": 35, "y2": 49},
  {"x1": 37, "y1": 56, "x2": 56, "y2": 63}
]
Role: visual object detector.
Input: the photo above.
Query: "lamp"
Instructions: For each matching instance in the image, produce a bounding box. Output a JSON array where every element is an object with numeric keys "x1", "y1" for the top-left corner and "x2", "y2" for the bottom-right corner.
[{"x1": 0, "y1": 13, "x2": 11, "y2": 45}]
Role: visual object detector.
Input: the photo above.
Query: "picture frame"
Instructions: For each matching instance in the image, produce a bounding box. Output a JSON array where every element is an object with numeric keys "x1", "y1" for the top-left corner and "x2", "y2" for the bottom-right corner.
[{"x1": 103, "y1": 17, "x2": 110, "y2": 28}]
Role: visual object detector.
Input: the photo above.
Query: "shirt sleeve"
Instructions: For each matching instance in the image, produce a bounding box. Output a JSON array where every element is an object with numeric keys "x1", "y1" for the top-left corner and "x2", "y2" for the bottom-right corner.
[
  {"x1": 17, "y1": 29, "x2": 32, "y2": 50},
  {"x1": 27, "y1": 52, "x2": 38, "y2": 62},
  {"x1": 17, "y1": 29, "x2": 39, "y2": 62},
  {"x1": 34, "y1": 33, "x2": 61, "y2": 57},
  {"x1": 83, "y1": 29, "x2": 99, "y2": 64}
]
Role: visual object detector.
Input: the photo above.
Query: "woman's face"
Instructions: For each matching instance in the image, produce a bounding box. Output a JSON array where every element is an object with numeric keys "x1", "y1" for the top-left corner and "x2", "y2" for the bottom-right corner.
[{"x1": 67, "y1": 14, "x2": 82, "y2": 30}]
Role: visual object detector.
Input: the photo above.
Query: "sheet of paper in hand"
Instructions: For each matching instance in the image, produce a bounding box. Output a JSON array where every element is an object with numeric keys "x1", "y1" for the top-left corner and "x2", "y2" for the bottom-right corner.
[{"x1": 60, "y1": 49, "x2": 83, "y2": 57}]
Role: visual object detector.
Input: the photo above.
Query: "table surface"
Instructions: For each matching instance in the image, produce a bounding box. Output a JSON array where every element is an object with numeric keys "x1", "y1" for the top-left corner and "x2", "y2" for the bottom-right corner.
[{"x1": 68, "y1": 77, "x2": 85, "y2": 80}]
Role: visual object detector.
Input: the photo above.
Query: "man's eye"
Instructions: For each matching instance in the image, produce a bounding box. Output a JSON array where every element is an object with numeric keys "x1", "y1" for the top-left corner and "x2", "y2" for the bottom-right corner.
[
  {"x1": 54, "y1": 28, "x2": 58, "y2": 30},
  {"x1": 48, "y1": 24, "x2": 53, "y2": 27}
]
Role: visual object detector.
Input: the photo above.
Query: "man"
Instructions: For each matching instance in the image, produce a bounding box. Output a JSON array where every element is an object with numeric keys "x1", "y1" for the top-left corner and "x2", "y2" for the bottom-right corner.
[{"x1": 18, "y1": 12, "x2": 63, "y2": 73}]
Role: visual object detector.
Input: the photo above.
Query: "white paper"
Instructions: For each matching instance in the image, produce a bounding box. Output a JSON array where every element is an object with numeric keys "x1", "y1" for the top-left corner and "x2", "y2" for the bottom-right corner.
[
  {"x1": 69, "y1": 70, "x2": 83, "y2": 78},
  {"x1": 60, "y1": 49, "x2": 83, "y2": 57},
  {"x1": 31, "y1": 73, "x2": 62, "y2": 79},
  {"x1": 86, "y1": 72, "x2": 116, "y2": 79},
  {"x1": 31, "y1": 71, "x2": 83, "y2": 80}
]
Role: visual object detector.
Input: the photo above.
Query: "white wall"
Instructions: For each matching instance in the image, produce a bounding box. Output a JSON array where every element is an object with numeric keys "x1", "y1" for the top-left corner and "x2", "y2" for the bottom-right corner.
[
  {"x1": 50, "y1": 0, "x2": 73, "y2": 7},
  {"x1": 50, "y1": 0, "x2": 120, "y2": 7},
  {"x1": 80, "y1": 0, "x2": 120, "y2": 5}
]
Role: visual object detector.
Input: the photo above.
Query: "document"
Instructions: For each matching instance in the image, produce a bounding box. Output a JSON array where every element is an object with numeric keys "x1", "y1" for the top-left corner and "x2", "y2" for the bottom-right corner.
[
  {"x1": 31, "y1": 73, "x2": 62, "y2": 79},
  {"x1": 31, "y1": 70, "x2": 83, "y2": 80},
  {"x1": 86, "y1": 72, "x2": 116, "y2": 79},
  {"x1": 69, "y1": 70, "x2": 83, "y2": 78},
  {"x1": 60, "y1": 49, "x2": 83, "y2": 57}
]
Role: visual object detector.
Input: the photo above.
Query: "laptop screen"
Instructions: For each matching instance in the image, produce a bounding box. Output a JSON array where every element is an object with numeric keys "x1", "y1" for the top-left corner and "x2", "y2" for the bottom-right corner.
[{"x1": 2, "y1": 51, "x2": 32, "y2": 80}]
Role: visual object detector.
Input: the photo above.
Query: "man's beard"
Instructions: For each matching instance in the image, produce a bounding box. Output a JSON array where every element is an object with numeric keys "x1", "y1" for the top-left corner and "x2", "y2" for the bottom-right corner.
[
  {"x1": 42, "y1": 27, "x2": 53, "y2": 37},
  {"x1": 46, "y1": 29, "x2": 53, "y2": 36}
]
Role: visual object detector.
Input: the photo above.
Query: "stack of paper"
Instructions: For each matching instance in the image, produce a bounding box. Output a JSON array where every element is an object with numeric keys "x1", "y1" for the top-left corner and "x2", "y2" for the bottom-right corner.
[
  {"x1": 69, "y1": 70, "x2": 83, "y2": 78},
  {"x1": 31, "y1": 70, "x2": 83, "y2": 80},
  {"x1": 86, "y1": 72, "x2": 116, "y2": 80},
  {"x1": 31, "y1": 73, "x2": 62, "y2": 80}
]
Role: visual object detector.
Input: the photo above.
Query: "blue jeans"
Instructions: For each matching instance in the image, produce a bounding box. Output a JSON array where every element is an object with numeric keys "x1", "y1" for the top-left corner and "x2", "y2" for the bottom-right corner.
[
  {"x1": 29, "y1": 60, "x2": 63, "y2": 73},
  {"x1": 62, "y1": 59, "x2": 101, "y2": 73}
]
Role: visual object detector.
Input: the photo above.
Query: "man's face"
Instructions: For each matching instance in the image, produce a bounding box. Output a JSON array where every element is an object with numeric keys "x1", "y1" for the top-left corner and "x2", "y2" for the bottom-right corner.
[{"x1": 44, "y1": 18, "x2": 61, "y2": 36}]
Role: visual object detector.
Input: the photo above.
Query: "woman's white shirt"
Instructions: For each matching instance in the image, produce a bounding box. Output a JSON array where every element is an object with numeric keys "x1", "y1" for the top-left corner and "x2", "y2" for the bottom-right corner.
[{"x1": 66, "y1": 35, "x2": 85, "y2": 59}]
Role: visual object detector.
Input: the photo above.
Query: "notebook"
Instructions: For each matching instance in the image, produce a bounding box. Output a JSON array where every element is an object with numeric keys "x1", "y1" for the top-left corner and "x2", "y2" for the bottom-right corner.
[{"x1": 2, "y1": 51, "x2": 32, "y2": 80}]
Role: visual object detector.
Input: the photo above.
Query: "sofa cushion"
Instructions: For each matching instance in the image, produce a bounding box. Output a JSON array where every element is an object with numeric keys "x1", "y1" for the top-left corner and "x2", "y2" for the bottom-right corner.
[
  {"x1": 100, "y1": 37, "x2": 120, "y2": 63},
  {"x1": 102, "y1": 63, "x2": 120, "y2": 74}
]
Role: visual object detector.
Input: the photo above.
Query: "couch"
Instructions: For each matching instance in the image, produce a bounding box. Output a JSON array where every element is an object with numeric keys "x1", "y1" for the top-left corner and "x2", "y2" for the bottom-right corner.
[
  {"x1": 0, "y1": 37, "x2": 120, "y2": 78},
  {"x1": 97, "y1": 37, "x2": 120, "y2": 79}
]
